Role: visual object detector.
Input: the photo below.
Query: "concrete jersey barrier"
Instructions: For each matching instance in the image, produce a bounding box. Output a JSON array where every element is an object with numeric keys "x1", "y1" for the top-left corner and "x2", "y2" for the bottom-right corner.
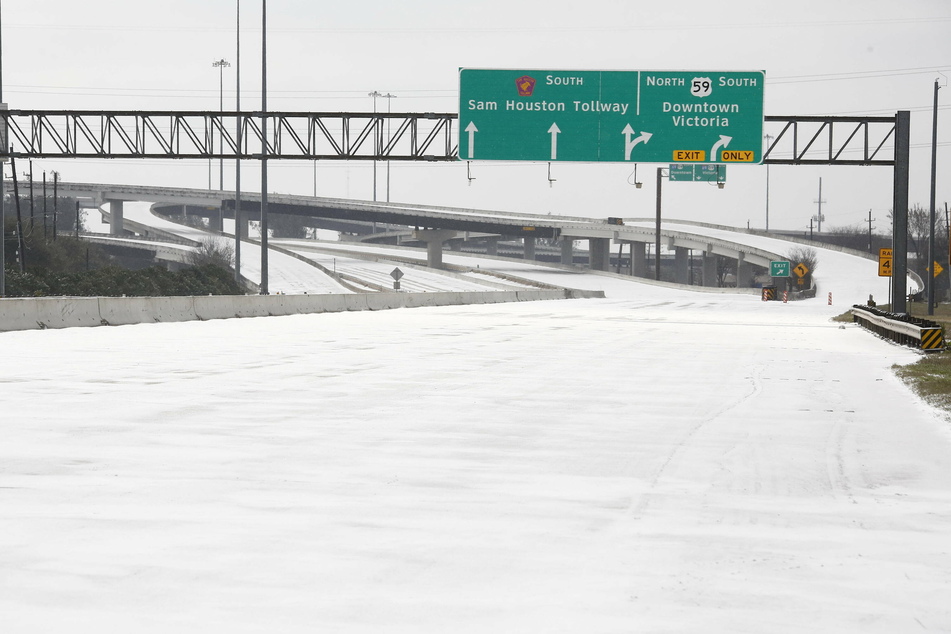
[{"x1": 0, "y1": 289, "x2": 603, "y2": 333}]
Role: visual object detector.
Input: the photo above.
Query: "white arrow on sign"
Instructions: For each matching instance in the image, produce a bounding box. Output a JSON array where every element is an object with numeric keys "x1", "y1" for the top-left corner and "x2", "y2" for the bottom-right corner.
[
  {"x1": 622, "y1": 125, "x2": 653, "y2": 161},
  {"x1": 710, "y1": 135, "x2": 732, "y2": 162},
  {"x1": 548, "y1": 123, "x2": 561, "y2": 160},
  {"x1": 465, "y1": 122, "x2": 478, "y2": 159}
]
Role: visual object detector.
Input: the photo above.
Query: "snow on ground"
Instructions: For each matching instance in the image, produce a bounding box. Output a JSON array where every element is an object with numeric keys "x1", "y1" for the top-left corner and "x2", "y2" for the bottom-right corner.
[
  {"x1": 5, "y1": 204, "x2": 948, "y2": 631},
  {"x1": 2, "y1": 278, "x2": 951, "y2": 633},
  {"x1": 115, "y1": 202, "x2": 350, "y2": 294},
  {"x1": 277, "y1": 240, "x2": 537, "y2": 292}
]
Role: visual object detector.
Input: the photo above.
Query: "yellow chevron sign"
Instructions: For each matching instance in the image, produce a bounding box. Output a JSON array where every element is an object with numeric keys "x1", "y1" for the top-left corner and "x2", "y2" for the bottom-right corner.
[{"x1": 920, "y1": 328, "x2": 944, "y2": 350}]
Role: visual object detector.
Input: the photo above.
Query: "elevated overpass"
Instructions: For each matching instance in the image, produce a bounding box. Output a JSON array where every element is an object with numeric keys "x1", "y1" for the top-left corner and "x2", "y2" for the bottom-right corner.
[{"x1": 42, "y1": 182, "x2": 787, "y2": 288}]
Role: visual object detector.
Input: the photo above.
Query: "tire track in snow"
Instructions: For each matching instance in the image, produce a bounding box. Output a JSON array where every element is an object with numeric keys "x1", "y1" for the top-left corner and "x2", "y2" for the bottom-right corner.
[{"x1": 628, "y1": 362, "x2": 766, "y2": 521}]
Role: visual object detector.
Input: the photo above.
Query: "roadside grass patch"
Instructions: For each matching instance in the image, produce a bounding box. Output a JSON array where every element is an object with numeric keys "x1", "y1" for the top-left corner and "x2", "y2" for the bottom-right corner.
[
  {"x1": 894, "y1": 354, "x2": 951, "y2": 414},
  {"x1": 837, "y1": 303, "x2": 951, "y2": 416}
]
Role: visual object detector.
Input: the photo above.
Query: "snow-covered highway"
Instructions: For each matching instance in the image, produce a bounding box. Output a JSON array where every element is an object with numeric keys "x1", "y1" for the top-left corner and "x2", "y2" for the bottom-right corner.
[{"x1": 1, "y1": 203, "x2": 947, "y2": 633}]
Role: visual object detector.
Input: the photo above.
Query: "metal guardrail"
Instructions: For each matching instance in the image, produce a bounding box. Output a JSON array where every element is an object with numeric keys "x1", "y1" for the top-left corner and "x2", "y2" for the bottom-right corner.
[{"x1": 850, "y1": 305, "x2": 945, "y2": 351}]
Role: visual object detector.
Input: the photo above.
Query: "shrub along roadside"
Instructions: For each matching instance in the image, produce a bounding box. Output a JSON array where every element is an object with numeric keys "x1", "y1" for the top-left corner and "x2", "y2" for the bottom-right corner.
[
  {"x1": 3, "y1": 221, "x2": 246, "y2": 297},
  {"x1": 3, "y1": 263, "x2": 245, "y2": 298}
]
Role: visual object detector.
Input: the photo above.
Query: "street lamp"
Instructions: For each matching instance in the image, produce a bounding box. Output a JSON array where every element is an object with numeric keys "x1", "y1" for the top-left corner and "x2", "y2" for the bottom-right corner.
[
  {"x1": 764, "y1": 133, "x2": 773, "y2": 231},
  {"x1": 368, "y1": 91, "x2": 382, "y2": 201},
  {"x1": 383, "y1": 92, "x2": 396, "y2": 202},
  {"x1": 655, "y1": 167, "x2": 667, "y2": 281},
  {"x1": 212, "y1": 58, "x2": 231, "y2": 192}
]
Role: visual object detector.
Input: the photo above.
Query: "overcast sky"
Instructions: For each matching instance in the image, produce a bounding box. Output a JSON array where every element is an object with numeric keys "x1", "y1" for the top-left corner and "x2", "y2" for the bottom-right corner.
[{"x1": 2, "y1": 0, "x2": 949, "y2": 232}]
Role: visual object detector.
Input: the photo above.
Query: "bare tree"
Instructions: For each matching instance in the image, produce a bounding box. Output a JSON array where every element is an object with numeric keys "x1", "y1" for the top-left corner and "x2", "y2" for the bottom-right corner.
[
  {"x1": 786, "y1": 246, "x2": 819, "y2": 290},
  {"x1": 189, "y1": 237, "x2": 234, "y2": 270}
]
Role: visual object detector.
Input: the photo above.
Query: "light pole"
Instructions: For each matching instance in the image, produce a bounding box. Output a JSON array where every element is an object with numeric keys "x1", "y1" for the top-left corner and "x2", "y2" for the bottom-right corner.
[
  {"x1": 212, "y1": 58, "x2": 231, "y2": 192},
  {"x1": 234, "y1": 0, "x2": 242, "y2": 283},
  {"x1": 383, "y1": 92, "x2": 396, "y2": 202},
  {"x1": 655, "y1": 167, "x2": 668, "y2": 281},
  {"x1": 764, "y1": 133, "x2": 773, "y2": 231},
  {"x1": 368, "y1": 91, "x2": 382, "y2": 201},
  {"x1": 1, "y1": 2, "x2": 5, "y2": 297},
  {"x1": 260, "y1": 0, "x2": 269, "y2": 295}
]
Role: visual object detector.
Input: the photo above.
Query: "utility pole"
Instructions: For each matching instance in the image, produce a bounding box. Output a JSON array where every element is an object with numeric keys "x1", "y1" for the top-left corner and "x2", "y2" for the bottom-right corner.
[
  {"x1": 52, "y1": 171, "x2": 58, "y2": 241},
  {"x1": 813, "y1": 177, "x2": 826, "y2": 233},
  {"x1": 867, "y1": 209, "x2": 875, "y2": 252},
  {"x1": 42, "y1": 172, "x2": 47, "y2": 241},
  {"x1": 927, "y1": 77, "x2": 941, "y2": 315},
  {"x1": 10, "y1": 156, "x2": 24, "y2": 271},
  {"x1": 28, "y1": 160, "x2": 33, "y2": 231}
]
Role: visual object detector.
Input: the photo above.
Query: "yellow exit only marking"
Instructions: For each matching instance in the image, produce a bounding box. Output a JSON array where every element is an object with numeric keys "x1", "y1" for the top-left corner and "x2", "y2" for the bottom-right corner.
[
  {"x1": 721, "y1": 150, "x2": 755, "y2": 162},
  {"x1": 673, "y1": 150, "x2": 705, "y2": 161}
]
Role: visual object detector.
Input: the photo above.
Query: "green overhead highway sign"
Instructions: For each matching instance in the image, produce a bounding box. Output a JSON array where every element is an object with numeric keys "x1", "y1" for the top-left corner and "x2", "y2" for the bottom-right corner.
[
  {"x1": 459, "y1": 68, "x2": 765, "y2": 164},
  {"x1": 669, "y1": 164, "x2": 726, "y2": 182}
]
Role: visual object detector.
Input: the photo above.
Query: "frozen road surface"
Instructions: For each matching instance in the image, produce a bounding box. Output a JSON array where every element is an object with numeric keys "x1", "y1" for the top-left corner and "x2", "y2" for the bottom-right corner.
[{"x1": 2, "y1": 280, "x2": 950, "y2": 633}]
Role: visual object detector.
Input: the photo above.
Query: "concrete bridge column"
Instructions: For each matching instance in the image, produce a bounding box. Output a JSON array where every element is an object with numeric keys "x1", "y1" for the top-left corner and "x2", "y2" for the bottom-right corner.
[
  {"x1": 737, "y1": 252, "x2": 752, "y2": 288},
  {"x1": 702, "y1": 247, "x2": 718, "y2": 287},
  {"x1": 208, "y1": 201, "x2": 224, "y2": 233},
  {"x1": 560, "y1": 239, "x2": 574, "y2": 265},
  {"x1": 523, "y1": 236, "x2": 536, "y2": 261},
  {"x1": 632, "y1": 241, "x2": 647, "y2": 277},
  {"x1": 237, "y1": 208, "x2": 253, "y2": 240},
  {"x1": 675, "y1": 247, "x2": 690, "y2": 285},
  {"x1": 483, "y1": 237, "x2": 500, "y2": 256},
  {"x1": 589, "y1": 238, "x2": 611, "y2": 271},
  {"x1": 108, "y1": 199, "x2": 124, "y2": 236},
  {"x1": 413, "y1": 229, "x2": 458, "y2": 269}
]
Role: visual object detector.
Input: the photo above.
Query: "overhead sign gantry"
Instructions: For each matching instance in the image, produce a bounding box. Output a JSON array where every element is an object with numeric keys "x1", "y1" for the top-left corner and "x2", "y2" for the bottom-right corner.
[{"x1": 459, "y1": 68, "x2": 765, "y2": 164}]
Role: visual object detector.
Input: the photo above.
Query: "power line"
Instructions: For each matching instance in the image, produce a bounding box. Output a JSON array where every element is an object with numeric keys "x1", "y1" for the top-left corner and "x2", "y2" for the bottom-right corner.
[
  {"x1": 770, "y1": 66, "x2": 951, "y2": 84},
  {"x1": 7, "y1": 16, "x2": 950, "y2": 34}
]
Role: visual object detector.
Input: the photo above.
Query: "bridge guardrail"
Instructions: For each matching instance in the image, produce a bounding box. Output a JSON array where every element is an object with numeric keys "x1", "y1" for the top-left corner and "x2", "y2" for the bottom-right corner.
[{"x1": 850, "y1": 304, "x2": 945, "y2": 351}]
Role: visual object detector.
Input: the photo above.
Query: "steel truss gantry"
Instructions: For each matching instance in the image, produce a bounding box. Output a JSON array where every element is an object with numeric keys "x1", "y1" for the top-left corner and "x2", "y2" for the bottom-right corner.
[
  {"x1": 0, "y1": 110, "x2": 458, "y2": 161},
  {"x1": 763, "y1": 115, "x2": 899, "y2": 166},
  {"x1": 0, "y1": 110, "x2": 899, "y2": 166},
  {"x1": 0, "y1": 109, "x2": 910, "y2": 311}
]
